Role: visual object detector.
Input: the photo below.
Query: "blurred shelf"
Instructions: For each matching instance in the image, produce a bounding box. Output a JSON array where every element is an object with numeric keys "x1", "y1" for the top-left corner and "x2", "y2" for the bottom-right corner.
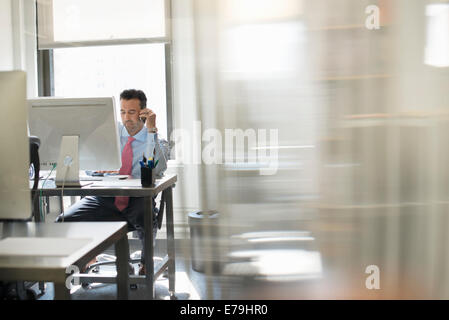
[
  {"x1": 316, "y1": 74, "x2": 392, "y2": 81},
  {"x1": 340, "y1": 111, "x2": 449, "y2": 127},
  {"x1": 345, "y1": 110, "x2": 449, "y2": 119},
  {"x1": 305, "y1": 201, "x2": 449, "y2": 210},
  {"x1": 310, "y1": 24, "x2": 390, "y2": 31}
]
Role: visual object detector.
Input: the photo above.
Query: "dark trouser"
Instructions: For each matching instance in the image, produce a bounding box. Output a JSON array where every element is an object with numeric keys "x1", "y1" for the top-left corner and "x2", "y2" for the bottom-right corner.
[{"x1": 55, "y1": 196, "x2": 158, "y2": 263}]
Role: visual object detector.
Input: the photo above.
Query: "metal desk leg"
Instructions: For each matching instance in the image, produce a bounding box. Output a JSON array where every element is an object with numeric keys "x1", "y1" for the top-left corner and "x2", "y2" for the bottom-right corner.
[
  {"x1": 58, "y1": 196, "x2": 64, "y2": 213},
  {"x1": 143, "y1": 195, "x2": 155, "y2": 299},
  {"x1": 54, "y1": 280, "x2": 71, "y2": 300},
  {"x1": 115, "y1": 234, "x2": 130, "y2": 300},
  {"x1": 165, "y1": 187, "x2": 176, "y2": 298},
  {"x1": 32, "y1": 191, "x2": 41, "y2": 222}
]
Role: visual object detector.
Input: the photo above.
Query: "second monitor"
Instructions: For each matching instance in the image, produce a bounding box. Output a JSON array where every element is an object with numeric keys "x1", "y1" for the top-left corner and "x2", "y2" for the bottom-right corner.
[{"x1": 27, "y1": 97, "x2": 121, "y2": 187}]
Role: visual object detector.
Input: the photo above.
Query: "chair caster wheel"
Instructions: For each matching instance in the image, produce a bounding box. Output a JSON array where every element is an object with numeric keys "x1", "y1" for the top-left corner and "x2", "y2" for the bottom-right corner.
[
  {"x1": 130, "y1": 284, "x2": 138, "y2": 290},
  {"x1": 82, "y1": 282, "x2": 90, "y2": 289},
  {"x1": 169, "y1": 292, "x2": 177, "y2": 300},
  {"x1": 39, "y1": 282, "x2": 46, "y2": 295}
]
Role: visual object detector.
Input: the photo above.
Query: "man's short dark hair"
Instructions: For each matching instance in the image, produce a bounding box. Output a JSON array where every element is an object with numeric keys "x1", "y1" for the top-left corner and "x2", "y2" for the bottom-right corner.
[{"x1": 120, "y1": 89, "x2": 147, "y2": 109}]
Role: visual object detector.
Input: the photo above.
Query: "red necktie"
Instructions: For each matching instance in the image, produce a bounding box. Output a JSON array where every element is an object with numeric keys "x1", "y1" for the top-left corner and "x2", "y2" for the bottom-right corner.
[{"x1": 115, "y1": 136, "x2": 135, "y2": 211}]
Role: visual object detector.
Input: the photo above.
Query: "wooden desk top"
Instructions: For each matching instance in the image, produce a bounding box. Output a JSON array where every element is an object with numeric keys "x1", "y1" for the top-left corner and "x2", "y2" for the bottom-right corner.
[{"x1": 38, "y1": 173, "x2": 177, "y2": 197}]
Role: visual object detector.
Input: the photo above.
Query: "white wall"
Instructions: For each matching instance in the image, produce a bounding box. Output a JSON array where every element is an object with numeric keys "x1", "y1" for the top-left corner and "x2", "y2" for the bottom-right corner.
[
  {"x1": 0, "y1": 0, "x2": 37, "y2": 96},
  {"x1": 0, "y1": 0, "x2": 14, "y2": 70}
]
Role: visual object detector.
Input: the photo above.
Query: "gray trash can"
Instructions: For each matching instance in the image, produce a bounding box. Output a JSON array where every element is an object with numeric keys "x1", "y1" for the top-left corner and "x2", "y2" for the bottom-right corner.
[{"x1": 188, "y1": 210, "x2": 221, "y2": 273}]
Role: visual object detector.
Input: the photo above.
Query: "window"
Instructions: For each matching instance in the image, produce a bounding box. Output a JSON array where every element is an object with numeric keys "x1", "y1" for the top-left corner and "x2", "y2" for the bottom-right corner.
[
  {"x1": 425, "y1": 3, "x2": 449, "y2": 68},
  {"x1": 36, "y1": 0, "x2": 173, "y2": 139},
  {"x1": 52, "y1": 44, "x2": 168, "y2": 138}
]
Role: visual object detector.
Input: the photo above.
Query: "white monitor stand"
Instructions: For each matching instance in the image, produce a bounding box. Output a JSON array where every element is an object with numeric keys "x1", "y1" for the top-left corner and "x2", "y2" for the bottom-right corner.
[{"x1": 55, "y1": 135, "x2": 90, "y2": 187}]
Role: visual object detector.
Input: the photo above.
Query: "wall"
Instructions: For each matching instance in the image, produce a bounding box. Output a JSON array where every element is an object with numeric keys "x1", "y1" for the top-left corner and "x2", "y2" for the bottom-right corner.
[
  {"x1": 0, "y1": 0, "x2": 14, "y2": 70},
  {"x1": 0, "y1": 0, "x2": 37, "y2": 96}
]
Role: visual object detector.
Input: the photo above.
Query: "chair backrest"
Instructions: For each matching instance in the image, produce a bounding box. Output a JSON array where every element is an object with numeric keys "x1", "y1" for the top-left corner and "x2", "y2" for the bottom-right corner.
[
  {"x1": 159, "y1": 138, "x2": 171, "y2": 161},
  {"x1": 29, "y1": 136, "x2": 40, "y2": 191}
]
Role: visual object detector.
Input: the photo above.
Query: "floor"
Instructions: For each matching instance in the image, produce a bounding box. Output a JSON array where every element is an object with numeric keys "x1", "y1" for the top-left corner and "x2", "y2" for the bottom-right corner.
[
  {"x1": 26, "y1": 198, "x2": 323, "y2": 300},
  {"x1": 29, "y1": 234, "x2": 324, "y2": 300},
  {"x1": 18, "y1": 197, "x2": 229, "y2": 300},
  {"x1": 33, "y1": 238, "x2": 222, "y2": 300}
]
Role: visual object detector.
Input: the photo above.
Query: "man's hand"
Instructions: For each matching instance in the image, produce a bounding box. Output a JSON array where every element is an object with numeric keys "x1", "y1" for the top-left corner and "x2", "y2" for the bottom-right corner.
[{"x1": 139, "y1": 108, "x2": 157, "y2": 132}]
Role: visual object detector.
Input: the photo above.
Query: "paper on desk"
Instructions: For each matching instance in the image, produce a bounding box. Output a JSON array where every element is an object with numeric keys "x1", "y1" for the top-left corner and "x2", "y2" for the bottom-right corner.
[
  {"x1": 0, "y1": 237, "x2": 92, "y2": 257},
  {"x1": 88, "y1": 178, "x2": 145, "y2": 188}
]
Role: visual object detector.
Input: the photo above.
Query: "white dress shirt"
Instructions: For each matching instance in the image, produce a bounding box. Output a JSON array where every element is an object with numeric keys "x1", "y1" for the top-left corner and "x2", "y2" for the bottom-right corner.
[{"x1": 118, "y1": 123, "x2": 167, "y2": 178}]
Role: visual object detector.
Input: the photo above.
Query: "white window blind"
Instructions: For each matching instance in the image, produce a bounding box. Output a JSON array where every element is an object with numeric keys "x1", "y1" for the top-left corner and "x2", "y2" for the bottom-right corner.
[{"x1": 37, "y1": 0, "x2": 166, "y2": 49}]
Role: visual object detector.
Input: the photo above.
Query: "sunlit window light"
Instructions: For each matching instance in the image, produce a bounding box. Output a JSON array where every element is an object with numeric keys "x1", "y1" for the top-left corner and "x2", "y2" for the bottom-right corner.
[{"x1": 425, "y1": 4, "x2": 449, "y2": 67}]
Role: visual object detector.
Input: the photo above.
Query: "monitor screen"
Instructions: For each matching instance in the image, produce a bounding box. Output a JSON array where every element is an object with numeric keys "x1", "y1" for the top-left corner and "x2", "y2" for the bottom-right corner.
[
  {"x1": 27, "y1": 97, "x2": 121, "y2": 185},
  {"x1": 0, "y1": 71, "x2": 32, "y2": 221}
]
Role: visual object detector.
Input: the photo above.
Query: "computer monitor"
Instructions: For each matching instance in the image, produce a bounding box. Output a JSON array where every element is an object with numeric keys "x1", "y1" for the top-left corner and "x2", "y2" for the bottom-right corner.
[
  {"x1": 0, "y1": 71, "x2": 32, "y2": 221},
  {"x1": 27, "y1": 97, "x2": 121, "y2": 187}
]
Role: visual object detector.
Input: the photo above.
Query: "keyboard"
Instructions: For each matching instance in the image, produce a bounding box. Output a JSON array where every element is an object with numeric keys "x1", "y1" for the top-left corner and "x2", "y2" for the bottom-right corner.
[{"x1": 79, "y1": 176, "x2": 103, "y2": 181}]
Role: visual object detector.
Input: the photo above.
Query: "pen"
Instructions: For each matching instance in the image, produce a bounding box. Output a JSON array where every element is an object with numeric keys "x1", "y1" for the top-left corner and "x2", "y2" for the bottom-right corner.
[
  {"x1": 154, "y1": 160, "x2": 159, "y2": 168},
  {"x1": 139, "y1": 160, "x2": 146, "y2": 168},
  {"x1": 142, "y1": 153, "x2": 147, "y2": 164}
]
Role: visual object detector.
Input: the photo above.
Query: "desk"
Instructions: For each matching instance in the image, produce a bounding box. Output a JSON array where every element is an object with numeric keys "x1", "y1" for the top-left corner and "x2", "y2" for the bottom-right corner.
[
  {"x1": 37, "y1": 174, "x2": 177, "y2": 299},
  {"x1": 0, "y1": 221, "x2": 129, "y2": 300}
]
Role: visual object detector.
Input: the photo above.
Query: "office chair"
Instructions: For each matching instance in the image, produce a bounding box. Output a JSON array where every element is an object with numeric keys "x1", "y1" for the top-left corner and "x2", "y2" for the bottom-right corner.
[{"x1": 29, "y1": 136, "x2": 41, "y2": 221}]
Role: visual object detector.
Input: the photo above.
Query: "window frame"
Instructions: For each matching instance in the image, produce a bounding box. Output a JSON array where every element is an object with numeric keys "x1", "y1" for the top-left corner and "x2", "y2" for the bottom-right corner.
[{"x1": 36, "y1": 0, "x2": 175, "y2": 141}]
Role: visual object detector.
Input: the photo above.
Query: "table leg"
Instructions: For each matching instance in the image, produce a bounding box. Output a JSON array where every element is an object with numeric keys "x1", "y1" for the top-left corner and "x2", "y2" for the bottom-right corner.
[
  {"x1": 58, "y1": 196, "x2": 64, "y2": 213},
  {"x1": 54, "y1": 280, "x2": 71, "y2": 300},
  {"x1": 165, "y1": 187, "x2": 176, "y2": 297},
  {"x1": 143, "y1": 195, "x2": 155, "y2": 299},
  {"x1": 115, "y1": 234, "x2": 130, "y2": 300},
  {"x1": 32, "y1": 191, "x2": 41, "y2": 222}
]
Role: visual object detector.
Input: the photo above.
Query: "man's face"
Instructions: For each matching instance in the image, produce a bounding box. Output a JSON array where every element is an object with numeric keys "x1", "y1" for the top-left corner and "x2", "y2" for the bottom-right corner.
[{"x1": 120, "y1": 98, "x2": 144, "y2": 136}]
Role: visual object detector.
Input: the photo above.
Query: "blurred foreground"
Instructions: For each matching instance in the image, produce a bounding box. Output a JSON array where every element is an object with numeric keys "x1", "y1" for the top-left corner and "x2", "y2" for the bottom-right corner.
[{"x1": 171, "y1": 0, "x2": 449, "y2": 299}]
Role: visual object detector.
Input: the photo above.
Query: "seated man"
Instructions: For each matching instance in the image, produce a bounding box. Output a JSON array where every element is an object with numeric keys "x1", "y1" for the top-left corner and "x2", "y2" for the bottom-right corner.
[{"x1": 56, "y1": 89, "x2": 168, "y2": 274}]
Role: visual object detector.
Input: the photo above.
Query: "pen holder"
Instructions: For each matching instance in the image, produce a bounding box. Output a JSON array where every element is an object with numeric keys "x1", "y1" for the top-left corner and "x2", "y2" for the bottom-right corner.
[{"x1": 140, "y1": 166, "x2": 155, "y2": 187}]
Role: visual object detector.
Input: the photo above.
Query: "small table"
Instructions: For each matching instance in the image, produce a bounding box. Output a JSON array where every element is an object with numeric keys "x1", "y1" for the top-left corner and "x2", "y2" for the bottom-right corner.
[
  {"x1": 37, "y1": 174, "x2": 177, "y2": 299},
  {"x1": 0, "y1": 221, "x2": 129, "y2": 300}
]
